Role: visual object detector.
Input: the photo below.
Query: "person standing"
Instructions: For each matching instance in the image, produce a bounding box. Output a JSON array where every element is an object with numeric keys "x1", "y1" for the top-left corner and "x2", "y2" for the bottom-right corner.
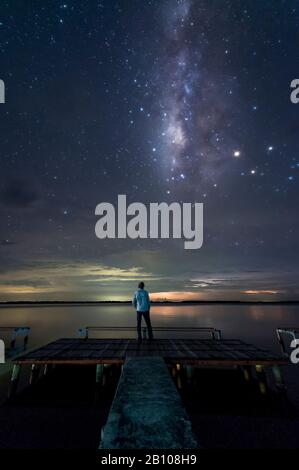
[{"x1": 132, "y1": 282, "x2": 154, "y2": 342}]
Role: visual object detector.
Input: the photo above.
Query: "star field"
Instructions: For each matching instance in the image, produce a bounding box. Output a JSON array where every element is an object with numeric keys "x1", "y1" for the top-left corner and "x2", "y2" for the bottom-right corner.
[{"x1": 0, "y1": 0, "x2": 299, "y2": 301}]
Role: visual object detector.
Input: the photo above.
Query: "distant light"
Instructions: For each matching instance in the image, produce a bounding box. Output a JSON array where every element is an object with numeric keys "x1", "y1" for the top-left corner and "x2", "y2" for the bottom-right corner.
[
  {"x1": 180, "y1": 173, "x2": 185, "y2": 179},
  {"x1": 233, "y1": 150, "x2": 241, "y2": 157},
  {"x1": 268, "y1": 146, "x2": 274, "y2": 151},
  {"x1": 152, "y1": 147, "x2": 156, "y2": 152},
  {"x1": 288, "y1": 176, "x2": 294, "y2": 181},
  {"x1": 251, "y1": 170, "x2": 256, "y2": 175}
]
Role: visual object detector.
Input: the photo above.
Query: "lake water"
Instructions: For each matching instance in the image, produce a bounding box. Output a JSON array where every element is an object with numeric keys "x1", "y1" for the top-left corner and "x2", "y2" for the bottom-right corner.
[
  {"x1": 1, "y1": 303, "x2": 299, "y2": 449},
  {"x1": 0, "y1": 303, "x2": 298, "y2": 352}
]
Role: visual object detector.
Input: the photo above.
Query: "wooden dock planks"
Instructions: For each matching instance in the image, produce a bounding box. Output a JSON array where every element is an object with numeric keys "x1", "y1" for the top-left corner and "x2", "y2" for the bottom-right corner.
[{"x1": 14, "y1": 338, "x2": 287, "y2": 366}]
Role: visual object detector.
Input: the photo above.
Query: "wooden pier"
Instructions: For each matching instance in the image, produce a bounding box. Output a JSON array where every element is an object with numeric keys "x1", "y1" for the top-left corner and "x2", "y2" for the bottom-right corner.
[
  {"x1": 13, "y1": 337, "x2": 286, "y2": 366},
  {"x1": 7, "y1": 332, "x2": 289, "y2": 448},
  {"x1": 9, "y1": 336, "x2": 287, "y2": 396}
]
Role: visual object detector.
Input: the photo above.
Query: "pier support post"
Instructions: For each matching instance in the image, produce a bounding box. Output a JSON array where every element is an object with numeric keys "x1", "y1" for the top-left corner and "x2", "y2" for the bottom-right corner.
[
  {"x1": 8, "y1": 364, "x2": 21, "y2": 398},
  {"x1": 43, "y1": 364, "x2": 52, "y2": 376},
  {"x1": 242, "y1": 365, "x2": 253, "y2": 382},
  {"x1": 96, "y1": 364, "x2": 104, "y2": 384},
  {"x1": 186, "y1": 365, "x2": 193, "y2": 379},
  {"x1": 29, "y1": 364, "x2": 40, "y2": 385},
  {"x1": 95, "y1": 364, "x2": 105, "y2": 404},
  {"x1": 255, "y1": 365, "x2": 268, "y2": 395},
  {"x1": 272, "y1": 365, "x2": 286, "y2": 392}
]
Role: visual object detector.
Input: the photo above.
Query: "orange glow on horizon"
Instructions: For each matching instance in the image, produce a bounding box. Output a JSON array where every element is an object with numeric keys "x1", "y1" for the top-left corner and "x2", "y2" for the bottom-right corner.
[
  {"x1": 150, "y1": 291, "x2": 203, "y2": 302},
  {"x1": 243, "y1": 290, "x2": 279, "y2": 295}
]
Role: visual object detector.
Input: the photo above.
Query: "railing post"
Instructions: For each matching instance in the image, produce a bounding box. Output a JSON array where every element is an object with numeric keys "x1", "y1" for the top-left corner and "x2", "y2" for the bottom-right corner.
[
  {"x1": 0, "y1": 339, "x2": 4, "y2": 364},
  {"x1": 23, "y1": 328, "x2": 30, "y2": 349},
  {"x1": 276, "y1": 328, "x2": 297, "y2": 358},
  {"x1": 276, "y1": 329, "x2": 287, "y2": 356},
  {"x1": 10, "y1": 328, "x2": 18, "y2": 349}
]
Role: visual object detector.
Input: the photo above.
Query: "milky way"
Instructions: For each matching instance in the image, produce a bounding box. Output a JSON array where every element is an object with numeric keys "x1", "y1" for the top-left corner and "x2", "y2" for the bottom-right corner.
[{"x1": 151, "y1": 0, "x2": 241, "y2": 194}]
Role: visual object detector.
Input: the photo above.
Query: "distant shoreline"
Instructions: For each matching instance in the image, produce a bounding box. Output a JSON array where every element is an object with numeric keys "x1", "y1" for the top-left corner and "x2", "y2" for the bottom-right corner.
[{"x1": 0, "y1": 300, "x2": 299, "y2": 306}]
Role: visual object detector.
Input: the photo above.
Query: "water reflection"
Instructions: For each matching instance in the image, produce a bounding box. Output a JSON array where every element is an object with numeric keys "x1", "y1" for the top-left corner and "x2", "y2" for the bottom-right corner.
[{"x1": 0, "y1": 303, "x2": 298, "y2": 353}]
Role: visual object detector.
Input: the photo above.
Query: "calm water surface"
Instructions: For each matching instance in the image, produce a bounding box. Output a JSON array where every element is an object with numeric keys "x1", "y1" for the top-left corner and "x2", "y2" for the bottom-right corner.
[{"x1": 0, "y1": 303, "x2": 298, "y2": 352}]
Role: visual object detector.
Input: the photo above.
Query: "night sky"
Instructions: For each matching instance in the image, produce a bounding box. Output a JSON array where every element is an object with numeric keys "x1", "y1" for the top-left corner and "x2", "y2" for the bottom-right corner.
[{"x1": 0, "y1": 0, "x2": 299, "y2": 301}]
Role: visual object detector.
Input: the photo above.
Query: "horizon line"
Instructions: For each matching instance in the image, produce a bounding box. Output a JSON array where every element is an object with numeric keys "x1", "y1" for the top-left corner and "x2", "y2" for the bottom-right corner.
[{"x1": 0, "y1": 299, "x2": 299, "y2": 305}]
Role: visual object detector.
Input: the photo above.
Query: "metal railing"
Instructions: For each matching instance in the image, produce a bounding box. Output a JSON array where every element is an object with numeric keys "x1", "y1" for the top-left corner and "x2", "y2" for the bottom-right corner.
[
  {"x1": 77, "y1": 326, "x2": 222, "y2": 340},
  {"x1": 0, "y1": 326, "x2": 31, "y2": 350},
  {"x1": 276, "y1": 327, "x2": 299, "y2": 357}
]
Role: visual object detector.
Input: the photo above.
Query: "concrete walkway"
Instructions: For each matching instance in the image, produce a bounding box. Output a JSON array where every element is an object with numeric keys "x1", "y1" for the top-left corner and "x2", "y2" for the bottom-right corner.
[{"x1": 100, "y1": 356, "x2": 198, "y2": 449}]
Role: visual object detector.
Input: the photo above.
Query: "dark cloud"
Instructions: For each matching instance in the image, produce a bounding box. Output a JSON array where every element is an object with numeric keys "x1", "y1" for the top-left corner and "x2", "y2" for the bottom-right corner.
[
  {"x1": 0, "y1": 240, "x2": 16, "y2": 246},
  {"x1": 1, "y1": 180, "x2": 39, "y2": 208},
  {"x1": 0, "y1": 279, "x2": 50, "y2": 288}
]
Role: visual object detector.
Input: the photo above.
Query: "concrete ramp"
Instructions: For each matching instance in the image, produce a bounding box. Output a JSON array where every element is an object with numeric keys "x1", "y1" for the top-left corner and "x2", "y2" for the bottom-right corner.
[{"x1": 100, "y1": 356, "x2": 198, "y2": 449}]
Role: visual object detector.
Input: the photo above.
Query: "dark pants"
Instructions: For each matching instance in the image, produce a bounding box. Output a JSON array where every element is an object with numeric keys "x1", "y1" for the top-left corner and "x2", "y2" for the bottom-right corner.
[{"x1": 137, "y1": 311, "x2": 154, "y2": 340}]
